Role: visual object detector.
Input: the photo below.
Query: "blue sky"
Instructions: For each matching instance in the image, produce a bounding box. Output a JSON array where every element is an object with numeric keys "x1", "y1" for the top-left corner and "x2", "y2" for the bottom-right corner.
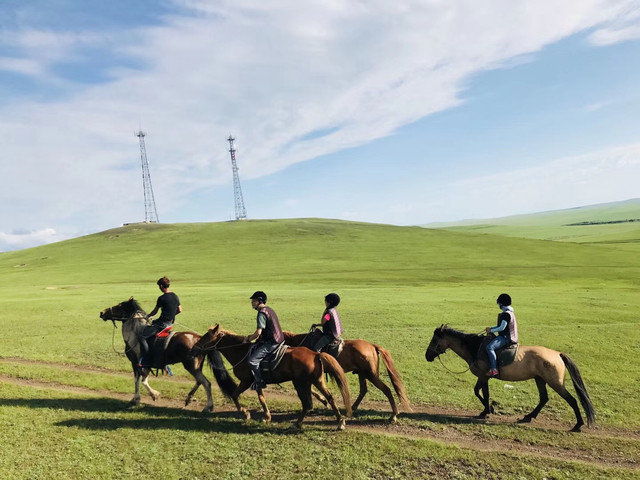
[{"x1": 2, "y1": 0, "x2": 640, "y2": 250}]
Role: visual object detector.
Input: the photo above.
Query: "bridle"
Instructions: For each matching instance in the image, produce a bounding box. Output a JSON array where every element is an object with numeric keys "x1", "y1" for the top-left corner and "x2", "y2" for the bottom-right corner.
[{"x1": 430, "y1": 333, "x2": 470, "y2": 375}]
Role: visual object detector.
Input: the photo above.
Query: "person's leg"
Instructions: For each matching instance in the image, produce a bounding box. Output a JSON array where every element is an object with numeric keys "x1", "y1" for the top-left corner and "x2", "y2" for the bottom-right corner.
[
  {"x1": 247, "y1": 344, "x2": 270, "y2": 388},
  {"x1": 138, "y1": 325, "x2": 157, "y2": 365},
  {"x1": 312, "y1": 334, "x2": 332, "y2": 352},
  {"x1": 486, "y1": 336, "x2": 508, "y2": 375}
]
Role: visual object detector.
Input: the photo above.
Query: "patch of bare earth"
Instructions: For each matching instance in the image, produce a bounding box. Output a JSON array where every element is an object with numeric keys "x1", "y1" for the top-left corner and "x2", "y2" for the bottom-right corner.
[{"x1": 0, "y1": 357, "x2": 638, "y2": 471}]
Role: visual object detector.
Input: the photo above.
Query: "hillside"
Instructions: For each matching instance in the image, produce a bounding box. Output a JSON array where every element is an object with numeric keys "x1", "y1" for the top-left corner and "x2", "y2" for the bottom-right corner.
[
  {"x1": 1, "y1": 218, "x2": 636, "y2": 289},
  {"x1": 423, "y1": 198, "x2": 640, "y2": 244}
]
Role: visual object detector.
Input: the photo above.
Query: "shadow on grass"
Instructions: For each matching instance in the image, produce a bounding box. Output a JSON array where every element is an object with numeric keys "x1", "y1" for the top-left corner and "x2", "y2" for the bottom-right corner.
[
  {"x1": 351, "y1": 407, "x2": 490, "y2": 426},
  {"x1": 0, "y1": 396, "x2": 345, "y2": 434}
]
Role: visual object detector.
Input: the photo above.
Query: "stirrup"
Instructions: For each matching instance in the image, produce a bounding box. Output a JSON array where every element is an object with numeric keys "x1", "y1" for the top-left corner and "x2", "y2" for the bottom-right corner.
[{"x1": 487, "y1": 368, "x2": 499, "y2": 377}]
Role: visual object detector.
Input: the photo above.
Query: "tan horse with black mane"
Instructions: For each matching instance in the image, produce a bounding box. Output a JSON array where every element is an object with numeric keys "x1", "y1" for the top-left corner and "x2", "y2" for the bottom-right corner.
[
  {"x1": 425, "y1": 325, "x2": 596, "y2": 432},
  {"x1": 191, "y1": 324, "x2": 352, "y2": 430},
  {"x1": 282, "y1": 330, "x2": 412, "y2": 422},
  {"x1": 99, "y1": 298, "x2": 237, "y2": 411}
]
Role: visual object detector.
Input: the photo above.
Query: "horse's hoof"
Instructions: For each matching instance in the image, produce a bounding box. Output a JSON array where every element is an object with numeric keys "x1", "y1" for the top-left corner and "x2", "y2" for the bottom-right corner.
[
  {"x1": 388, "y1": 415, "x2": 398, "y2": 424},
  {"x1": 517, "y1": 416, "x2": 532, "y2": 424},
  {"x1": 570, "y1": 424, "x2": 583, "y2": 433},
  {"x1": 202, "y1": 406, "x2": 213, "y2": 414},
  {"x1": 336, "y1": 422, "x2": 346, "y2": 431},
  {"x1": 477, "y1": 413, "x2": 488, "y2": 419}
]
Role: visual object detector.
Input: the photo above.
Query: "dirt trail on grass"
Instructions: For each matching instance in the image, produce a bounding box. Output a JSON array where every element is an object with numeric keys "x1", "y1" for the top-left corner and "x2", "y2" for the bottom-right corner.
[{"x1": 1, "y1": 357, "x2": 638, "y2": 471}]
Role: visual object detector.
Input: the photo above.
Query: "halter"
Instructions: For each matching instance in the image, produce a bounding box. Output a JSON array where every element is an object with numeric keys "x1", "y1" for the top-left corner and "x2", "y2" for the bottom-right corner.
[{"x1": 431, "y1": 332, "x2": 470, "y2": 375}]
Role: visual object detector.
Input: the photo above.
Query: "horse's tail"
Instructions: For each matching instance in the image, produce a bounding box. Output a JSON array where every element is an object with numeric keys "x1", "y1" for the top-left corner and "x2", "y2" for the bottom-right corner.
[
  {"x1": 376, "y1": 345, "x2": 413, "y2": 412},
  {"x1": 206, "y1": 350, "x2": 237, "y2": 398},
  {"x1": 318, "y1": 353, "x2": 353, "y2": 417},
  {"x1": 561, "y1": 353, "x2": 596, "y2": 427}
]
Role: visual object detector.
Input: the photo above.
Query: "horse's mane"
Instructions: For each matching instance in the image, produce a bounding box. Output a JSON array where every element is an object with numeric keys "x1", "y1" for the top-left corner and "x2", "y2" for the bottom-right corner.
[{"x1": 441, "y1": 326, "x2": 485, "y2": 352}]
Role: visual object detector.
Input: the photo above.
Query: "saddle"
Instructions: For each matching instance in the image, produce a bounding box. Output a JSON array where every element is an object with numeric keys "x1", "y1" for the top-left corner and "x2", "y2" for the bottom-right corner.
[
  {"x1": 142, "y1": 326, "x2": 175, "y2": 369},
  {"x1": 258, "y1": 343, "x2": 289, "y2": 383},
  {"x1": 301, "y1": 329, "x2": 344, "y2": 359},
  {"x1": 478, "y1": 335, "x2": 518, "y2": 369}
]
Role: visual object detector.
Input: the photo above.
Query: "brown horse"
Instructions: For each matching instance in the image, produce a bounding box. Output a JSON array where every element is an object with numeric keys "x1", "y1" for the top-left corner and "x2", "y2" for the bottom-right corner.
[
  {"x1": 99, "y1": 298, "x2": 237, "y2": 411},
  {"x1": 191, "y1": 324, "x2": 353, "y2": 430},
  {"x1": 425, "y1": 325, "x2": 596, "y2": 432},
  {"x1": 282, "y1": 330, "x2": 412, "y2": 422}
]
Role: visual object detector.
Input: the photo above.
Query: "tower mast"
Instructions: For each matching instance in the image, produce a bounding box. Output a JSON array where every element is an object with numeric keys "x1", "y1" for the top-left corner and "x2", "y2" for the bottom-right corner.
[
  {"x1": 227, "y1": 135, "x2": 247, "y2": 220},
  {"x1": 136, "y1": 130, "x2": 159, "y2": 223}
]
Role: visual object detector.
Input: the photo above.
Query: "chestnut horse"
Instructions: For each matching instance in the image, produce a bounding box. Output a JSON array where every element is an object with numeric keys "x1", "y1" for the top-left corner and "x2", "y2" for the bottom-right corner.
[
  {"x1": 99, "y1": 298, "x2": 237, "y2": 411},
  {"x1": 425, "y1": 325, "x2": 596, "y2": 432},
  {"x1": 282, "y1": 330, "x2": 412, "y2": 422},
  {"x1": 191, "y1": 324, "x2": 352, "y2": 430}
]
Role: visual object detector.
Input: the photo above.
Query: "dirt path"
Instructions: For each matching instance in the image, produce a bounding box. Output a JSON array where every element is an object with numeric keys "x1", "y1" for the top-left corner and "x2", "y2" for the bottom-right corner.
[{"x1": 1, "y1": 357, "x2": 638, "y2": 471}]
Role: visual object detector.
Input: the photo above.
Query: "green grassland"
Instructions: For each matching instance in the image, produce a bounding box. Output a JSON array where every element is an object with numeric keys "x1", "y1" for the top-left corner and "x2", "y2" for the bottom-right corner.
[
  {"x1": 1, "y1": 217, "x2": 639, "y2": 479},
  {"x1": 426, "y1": 198, "x2": 640, "y2": 244}
]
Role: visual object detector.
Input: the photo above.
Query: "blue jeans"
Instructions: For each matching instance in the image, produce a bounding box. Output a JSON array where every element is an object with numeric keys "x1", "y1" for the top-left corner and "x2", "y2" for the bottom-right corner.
[
  {"x1": 247, "y1": 342, "x2": 280, "y2": 384},
  {"x1": 486, "y1": 335, "x2": 509, "y2": 370}
]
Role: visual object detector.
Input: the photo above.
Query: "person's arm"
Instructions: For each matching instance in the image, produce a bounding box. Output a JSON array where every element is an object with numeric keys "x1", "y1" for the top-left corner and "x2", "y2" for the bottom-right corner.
[
  {"x1": 489, "y1": 319, "x2": 508, "y2": 333},
  {"x1": 312, "y1": 313, "x2": 330, "y2": 329},
  {"x1": 244, "y1": 311, "x2": 266, "y2": 342},
  {"x1": 244, "y1": 328, "x2": 262, "y2": 343},
  {"x1": 176, "y1": 304, "x2": 183, "y2": 315},
  {"x1": 148, "y1": 299, "x2": 160, "y2": 318}
]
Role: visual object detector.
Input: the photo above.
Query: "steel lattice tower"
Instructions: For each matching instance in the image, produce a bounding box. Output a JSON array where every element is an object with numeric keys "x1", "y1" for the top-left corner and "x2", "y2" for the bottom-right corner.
[
  {"x1": 136, "y1": 130, "x2": 159, "y2": 223},
  {"x1": 227, "y1": 135, "x2": 247, "y2": 220}
]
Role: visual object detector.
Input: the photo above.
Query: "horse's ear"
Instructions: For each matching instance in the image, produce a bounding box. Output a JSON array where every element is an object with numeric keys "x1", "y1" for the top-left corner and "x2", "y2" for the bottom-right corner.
[
  {"x1": 208, "y1": 324, "x2": 219, "y2": 331},
  {"x1": 129, "y1": 296, "x2": 134, "y2": 301}
]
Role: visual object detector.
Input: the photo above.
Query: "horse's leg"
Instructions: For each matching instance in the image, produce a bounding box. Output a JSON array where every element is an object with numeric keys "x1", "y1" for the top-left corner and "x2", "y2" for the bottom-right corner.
[
  {"x1": 231, "y1": 379, "x2": 253, "y2": 421},
  {"x1": 518, "y1": 377, "x2": 548, "y2": 424},
  {"x1": 312, "y1": 377, "x2": 346, "y2": 431},
  {"x1": 365, "y1": 372, "x2": 398, "y2": 422},
  {"x1": 351, "y1": 374, "x2": 368, "y2": 413},
  {"x1": 310, "y1": 389, "x2": 328, "y2": 409},
  {"x1": 185, "y1": 365, "x2": 213, "y2": 413},
  {"x1": 131, "y1": 364, "x2": 142, "y2": 405},
  {"x1": 255, "y1": 387, "x2": 271, "y2": 423},
  {"x1": 292, "y1": 379, "x2": 313, "y2": 429},
  {"x1": 140, "y1": 369, "x2": 160, "y2": 401},
  {"x1": 474, "y1": 378, "x2": 491, "y2": 418},
  {"x1": 548, "y1": 379, "x2": 584, "y2": 432}
]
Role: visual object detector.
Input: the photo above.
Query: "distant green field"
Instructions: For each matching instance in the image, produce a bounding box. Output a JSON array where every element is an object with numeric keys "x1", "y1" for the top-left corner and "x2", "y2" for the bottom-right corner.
[
  {"x1": 1, "y1": 218, "x2": 639, "y2": 479},
  {"x1": 425, "y1": 198, "x2": 640, "y2": 244}
]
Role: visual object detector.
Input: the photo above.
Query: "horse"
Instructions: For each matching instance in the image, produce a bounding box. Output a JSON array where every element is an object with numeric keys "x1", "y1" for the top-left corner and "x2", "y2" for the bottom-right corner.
[
  {"x1": 191, "y1": 324, "x2": 353, "y2": 430},
  {"x1": 282, "y1": 330, "x2": 412, "y2": 422},
  {"x1": 425, "y1": 324, "x2": 596, "y2": 432},
  {"x1": 99, "y1": 298, "x2": 237, "y2": 411}
]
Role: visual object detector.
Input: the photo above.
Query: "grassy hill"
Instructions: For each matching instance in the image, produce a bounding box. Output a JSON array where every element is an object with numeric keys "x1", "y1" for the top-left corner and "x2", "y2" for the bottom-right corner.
[
  {"x1": 423, "y1": 198, "x2": 640, "y2": 244},
  {"x1": 1, "y1": 218, "x2": 639, "y2": 478}
]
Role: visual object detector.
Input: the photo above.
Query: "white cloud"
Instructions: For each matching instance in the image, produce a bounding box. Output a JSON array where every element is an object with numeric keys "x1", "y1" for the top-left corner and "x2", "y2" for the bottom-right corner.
[
  {"x1": 0, "y1": 228, "x2": 65, "y2": 252},
  {"x1": 1, "y1": 0, "x2": 639, "y2": 244}
]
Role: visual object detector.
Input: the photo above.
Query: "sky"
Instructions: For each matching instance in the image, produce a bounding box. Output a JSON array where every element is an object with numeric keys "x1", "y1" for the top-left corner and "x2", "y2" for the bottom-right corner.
[{"x1": 1, "y1": 0, "x2": 640, "y2": 251}]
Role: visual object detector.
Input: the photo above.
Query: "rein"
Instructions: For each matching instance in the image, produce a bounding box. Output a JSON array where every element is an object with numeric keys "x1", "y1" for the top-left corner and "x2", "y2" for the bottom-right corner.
[{"x1": 432, "y1": 334, "x2": 471, "y2": 375}]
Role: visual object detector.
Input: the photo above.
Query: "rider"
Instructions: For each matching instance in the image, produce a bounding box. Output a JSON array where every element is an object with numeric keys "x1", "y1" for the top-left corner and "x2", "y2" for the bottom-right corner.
[
  {"x1": 485, "y1": 293, "x2": 518, "y2": 377},
  {"x1": 243, "y1": 291, "x2": 285, "y2": 390},
  {"x1": 138, "y1": 276, "x2": 182, "y2": 370},
  {"x1": 310, "y1": 292, "x2": 343, "y2": 352}
]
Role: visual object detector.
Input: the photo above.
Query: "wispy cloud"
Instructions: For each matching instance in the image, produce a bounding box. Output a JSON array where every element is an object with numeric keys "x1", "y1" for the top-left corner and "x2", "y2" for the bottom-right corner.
[{"x1": 1, "y1": 0, "x2": 639, "y2": 250}]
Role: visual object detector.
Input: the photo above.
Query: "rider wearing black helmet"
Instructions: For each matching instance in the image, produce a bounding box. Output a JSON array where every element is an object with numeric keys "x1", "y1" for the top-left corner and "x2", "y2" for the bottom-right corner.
[
  {"x1": 243, "y1": 291, "x2": 284, "y2": 390},
  {"x1": 310, "y1": 292, "x2": 343, "y2": 352},
  {"x1": 485, "y1": 293, "x2": 519, "y2": 377}
]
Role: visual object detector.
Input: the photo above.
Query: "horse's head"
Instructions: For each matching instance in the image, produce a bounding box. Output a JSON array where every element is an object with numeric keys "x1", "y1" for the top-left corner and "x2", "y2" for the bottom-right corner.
[
  {"x1": 100, "y1": 297, "x2": 143, "y2": 322},
  {"x1": 191, "y1": 324, "x2": 221, "y2": 356},
  {"x1": 425, "y1": 324, "x2": 450, "y2": 362}
]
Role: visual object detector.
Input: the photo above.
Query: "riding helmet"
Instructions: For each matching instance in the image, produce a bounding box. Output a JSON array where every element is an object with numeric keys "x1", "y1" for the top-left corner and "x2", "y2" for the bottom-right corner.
[
  {"x1": 325, "y1": 292, "x2": 340, "y2": 309},
  {"x1": 250, "y1": 291, "x2": 267, "y2": 303},
  {"x1": 496, "y1": 293, "x2": 511, "y2": 306}
]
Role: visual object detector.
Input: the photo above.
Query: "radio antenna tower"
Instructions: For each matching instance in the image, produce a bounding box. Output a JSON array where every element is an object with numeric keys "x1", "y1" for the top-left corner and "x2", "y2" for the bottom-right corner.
[
  {"x1": 227, "y1": 135, "x2": 247, "y2": 220},
  {"x1": 136, "y1": 130, "x2": 159, "y2": 223}
]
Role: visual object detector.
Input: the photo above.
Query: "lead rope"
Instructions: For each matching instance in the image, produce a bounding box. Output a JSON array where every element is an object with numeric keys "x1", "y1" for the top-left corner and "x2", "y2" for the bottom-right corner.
[{"x1": 111, "y1": 322, "x2": 126, "y2": 357}]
